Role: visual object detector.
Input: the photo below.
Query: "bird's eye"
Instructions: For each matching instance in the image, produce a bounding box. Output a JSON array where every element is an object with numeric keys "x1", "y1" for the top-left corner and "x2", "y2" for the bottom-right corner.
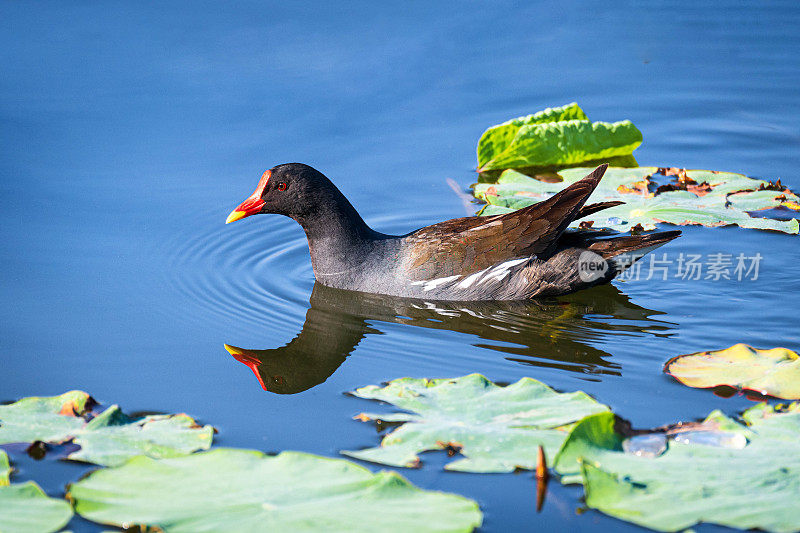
[{"x1": 276, "y1": 182, "x2": 287, "y2": 191}]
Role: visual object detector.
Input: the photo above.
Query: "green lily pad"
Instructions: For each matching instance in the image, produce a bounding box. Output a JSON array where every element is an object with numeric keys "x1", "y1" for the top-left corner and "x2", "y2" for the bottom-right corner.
[
  {"x1": 474, "y1": 166, "x2": 800, "y2": 234},
  {"x1": 553, "y1": 403, "x2": 800, "y2": 532},
  {"x1": 0, "y1": 451, "x2": 74, "y2": 533},
  {"x1": 477, "y1": 115, "x2": 642, "y2": 172},
  {"x1": 0, "y1": 391, "x2": 214, "y2": 466},
  {"x1": 342, "y1": 374, "x2": 609, "y2": 472},
  {"x1": 665, "y1": 343, "x2": 800, "y2": 399},
  {"x1": 477, "y1": 103, "x2": 588, "y2": 169},
  {"x1": 69, "y1": 448, "x2": 483, "y2": 532},
  {"x1": 0, "y1": 450, "x2": 9, "y2": 486},
  {"x1": 0, "y1": 481, "x2": 74, "y2": 533},
  {"x1": 476, "y1": 104, "x2": 642, "y2": 172}
]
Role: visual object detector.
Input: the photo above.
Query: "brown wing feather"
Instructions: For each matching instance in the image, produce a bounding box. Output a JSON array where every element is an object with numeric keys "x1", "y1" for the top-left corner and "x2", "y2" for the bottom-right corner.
[
  {"x1": 576, "y1": 200, "x2": 624, "y2": 220},
  {"x1": 403, "y1": 164, "x2": 609, "y2": 280},
  {"x1": 588, "y1": 230, "x2": 682, "y2": 258}
]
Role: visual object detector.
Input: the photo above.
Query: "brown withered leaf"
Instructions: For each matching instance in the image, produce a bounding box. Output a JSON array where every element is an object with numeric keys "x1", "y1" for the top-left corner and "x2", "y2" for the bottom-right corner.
[
  {"x1": 758, "y1": 179, "x2": 785, "y2": 192},
  {"x1": 59, "y1": 400, "x2": 84, "y2": 417},
  {"x1": 535, "y1": 445, "x2": 548, "y2": 512},
  {"x1": 436, "y1": 441, "x2": 464, "y2": 457},
  {"x1": 536, "y1": 445, "x2": 548, "y2": 480},
  {"x1": 617, "y1": 180, "x2": 650, "y2": 195},
  {"x1": 655, "y1": 183, "x2": 684, "y2": 194},
  {"x1": 658, "y1": 167, "x2": 696, "y2": 185},
  {"x1": 686, "y1": 182, "x2": 713, "y2": 196},
  {"x1": 26, "y1": 440, "x2": 47, "y2": 460}
]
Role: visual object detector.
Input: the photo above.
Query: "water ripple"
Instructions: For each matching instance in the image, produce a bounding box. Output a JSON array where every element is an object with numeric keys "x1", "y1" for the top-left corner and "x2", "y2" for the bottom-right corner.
[{"x1": 160, "y1": 206, "x2": 434, "y2": 331}]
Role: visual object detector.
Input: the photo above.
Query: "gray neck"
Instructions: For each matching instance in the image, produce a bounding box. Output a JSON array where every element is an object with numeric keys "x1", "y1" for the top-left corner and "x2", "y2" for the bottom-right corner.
[{"x1": 294, "y1": 192, "x2": 386, "y2": 280}]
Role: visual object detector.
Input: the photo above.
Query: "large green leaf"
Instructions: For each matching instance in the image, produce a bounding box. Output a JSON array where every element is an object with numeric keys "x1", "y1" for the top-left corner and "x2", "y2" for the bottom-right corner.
[
  {"x1": 342, "y1": 374, "x2": 609, "y2": 472},
  {"x1": 0, "y1": 391, "x2": 214, "y2": 466},
  {"x1": 477, "y1": 102, "x2": 588, "y2": 168},
  {"x1": 477, "y1": 119, "x2": 642, "y2": 172},
  {"x1": 69, "y1": 448, "x2": 483, "y2": 533},
  {"x1": 553, "y1": 404, "x2": 800, "y2": 532},
  {"x1": 0, "y1": 451, "x2": 74, "y2": 533},
  {"x1": 664, "y1": 343, "x2": 800, "y2": 399},
  {"x1": 0, "y1": 481, "x2": 74, "y2": 533},
  {"x1": 474, "y1": 166, "x2": 800, "y2": 234}
]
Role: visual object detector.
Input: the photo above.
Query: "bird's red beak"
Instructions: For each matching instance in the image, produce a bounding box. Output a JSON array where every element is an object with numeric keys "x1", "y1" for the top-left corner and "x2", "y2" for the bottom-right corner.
[
  {"x1": 226, "y1": 170, "x2": 271, "y2": 224},
  {"x1": 223, "y1": 344, "x2": 267, "y2": 390}
]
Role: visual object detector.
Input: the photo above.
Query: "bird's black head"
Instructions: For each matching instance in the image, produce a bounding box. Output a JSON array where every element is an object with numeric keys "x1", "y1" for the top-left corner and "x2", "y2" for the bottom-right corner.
[{"x1": 226, "y1": 163, "x2": 336, "y2": 223}]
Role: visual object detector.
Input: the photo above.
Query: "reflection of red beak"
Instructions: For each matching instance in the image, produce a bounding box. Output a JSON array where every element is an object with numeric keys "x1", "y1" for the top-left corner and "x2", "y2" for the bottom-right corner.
[
  {"x1": 224, "y1": 344, "x2": 267, "y2": 390},
  {"x1": 225, "y1": 170, "x2": 271, "y2": 224}
]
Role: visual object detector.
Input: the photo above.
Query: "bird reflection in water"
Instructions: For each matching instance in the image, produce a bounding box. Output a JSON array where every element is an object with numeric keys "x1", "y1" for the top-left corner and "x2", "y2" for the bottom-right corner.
[{"x1": 224, "y1": 282, "x2": 672, "y2": 394}]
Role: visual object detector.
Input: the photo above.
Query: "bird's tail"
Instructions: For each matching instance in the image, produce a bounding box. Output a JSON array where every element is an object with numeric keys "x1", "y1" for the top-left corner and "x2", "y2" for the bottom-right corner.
[{"x1": 588, "y1": 230, "x2": 682, "y2": 275}]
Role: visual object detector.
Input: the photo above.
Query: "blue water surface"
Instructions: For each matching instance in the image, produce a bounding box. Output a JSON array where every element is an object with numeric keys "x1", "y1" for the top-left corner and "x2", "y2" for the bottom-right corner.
[{"x1": 1, "y1": 1, "x2": 799, "y2": 531}]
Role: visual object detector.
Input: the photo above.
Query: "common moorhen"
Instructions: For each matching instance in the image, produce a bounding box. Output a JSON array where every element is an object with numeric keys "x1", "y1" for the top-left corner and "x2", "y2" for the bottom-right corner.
[{"x1": 226, "y1": 163, "x2": 680, "y2": 300}]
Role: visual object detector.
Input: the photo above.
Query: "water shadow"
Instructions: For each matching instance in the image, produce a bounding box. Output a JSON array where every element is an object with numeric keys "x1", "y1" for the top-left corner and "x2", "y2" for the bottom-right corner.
[{"x1": 224, "y1": 283, "x2": 673, "y2": 394}]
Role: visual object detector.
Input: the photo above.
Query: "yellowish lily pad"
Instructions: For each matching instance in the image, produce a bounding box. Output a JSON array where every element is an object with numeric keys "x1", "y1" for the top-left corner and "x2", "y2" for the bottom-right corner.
[{"x1": 665, "y1": 343, "x2": 800, "y2": 399}]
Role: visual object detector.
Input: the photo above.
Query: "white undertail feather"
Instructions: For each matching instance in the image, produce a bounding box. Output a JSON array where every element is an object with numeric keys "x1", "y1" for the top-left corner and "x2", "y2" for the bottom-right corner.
[
  {"x1": 415, "y1": 258, "x2": 530, "y2": 292},
  {"x1": 457, "y1": 269, "x2": 487, "y2": 289},
  {"x1": 410, "y1": 275, "x2": 461, "y2": 292},
  {"x1": 477, "y1": 258, "x2": 529, "y2": 285}
]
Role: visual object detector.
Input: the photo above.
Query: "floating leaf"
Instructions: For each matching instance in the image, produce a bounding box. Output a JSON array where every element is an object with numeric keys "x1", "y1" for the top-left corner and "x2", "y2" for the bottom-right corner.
[
  {"x1": 69, "y1": 448, "x2": 482, "y2": 532},
  {"x1": 0, "y1": 451, "x2": 74, "y2": 533},
  {"x1": 553, "y1": 404, "x2": 800, "y2": 532},
  {"x1": 665, "y1": 343, "x2": 800, "y2": 399},
  {"x1": 0, "y1": 481, "x2": 74, "y2": 533},
  {"x1": 477, "y1": 118, "x2": 642, "y2": 172},
  {"x1": 0, "y1": 391, "x2": 92, "y2": 444},
  {"x1": 476, "y1": 104, "x2": 642, "y2": 172},
  {"x1": 474, "y1": 167, "x2": 800, "y2": 234},
  {"x1": 0, "y1": 450, "x2": 9, "y2": 486},
  {"x1": 0, "y1": 391, "x2": 214, "y2": 466},
  {"x1": 477, "y1": 102, "x2": 588, "y2": 169},
  {"x1": 342, "y1": 374, "x2": 609, "y2": 472}
]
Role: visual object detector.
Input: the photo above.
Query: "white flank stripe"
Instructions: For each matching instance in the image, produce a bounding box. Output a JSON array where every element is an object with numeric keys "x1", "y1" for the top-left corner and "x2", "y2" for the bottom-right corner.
[
  {"x1": 420, "y1": 275, "x2": 460, "y2": 292},
  {"x1": 457, "y1": 268, "x2": 489, "y2": 288},
  {"x1": 477, "y1": 258, "x2": 529, "y2": 285},
  {"x1": 413, "y1": 258, "x2": 529, "y2": 293}
]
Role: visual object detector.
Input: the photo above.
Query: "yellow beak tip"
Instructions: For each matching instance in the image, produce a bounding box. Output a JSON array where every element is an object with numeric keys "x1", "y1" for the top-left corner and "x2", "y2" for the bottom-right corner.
[
  {"x1": 223, "y1": 343, "x2": 243, "y2": 355},
  {"x1": 225, "y1": 210, "x2": 247, "y2": 224}
]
